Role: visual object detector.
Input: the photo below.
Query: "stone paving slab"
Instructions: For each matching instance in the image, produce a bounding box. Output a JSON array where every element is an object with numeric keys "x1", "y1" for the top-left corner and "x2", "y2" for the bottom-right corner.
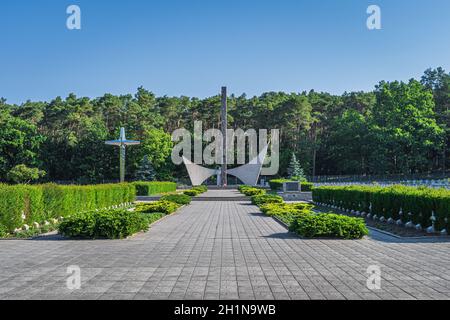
[{"x1": 0, "y1": 190, "x2": 449, "y2": 300}]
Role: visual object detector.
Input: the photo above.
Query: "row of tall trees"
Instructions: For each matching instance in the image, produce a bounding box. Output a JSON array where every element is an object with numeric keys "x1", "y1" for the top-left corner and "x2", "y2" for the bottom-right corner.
[{"x1": 0, "y1": 68, "x2": 448, "y2": 183}]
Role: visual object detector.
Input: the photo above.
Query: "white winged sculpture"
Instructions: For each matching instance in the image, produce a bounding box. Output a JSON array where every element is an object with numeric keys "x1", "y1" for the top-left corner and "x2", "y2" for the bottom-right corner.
[{"x1": 183, "y1": 145, "x2": 268, "y2": 186}]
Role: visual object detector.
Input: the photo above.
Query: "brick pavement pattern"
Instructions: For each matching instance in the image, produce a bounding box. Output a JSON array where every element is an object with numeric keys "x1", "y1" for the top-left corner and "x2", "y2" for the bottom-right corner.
[{"x1": 1, "y1": 190, "x2": 449, "y2": 300}]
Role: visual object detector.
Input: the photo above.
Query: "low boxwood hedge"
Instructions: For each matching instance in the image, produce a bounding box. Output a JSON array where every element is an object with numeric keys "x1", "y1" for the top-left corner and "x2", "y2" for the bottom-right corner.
[
  {"x1": 251, "y1": 194, "x2": 284, "y2": 207},
  {"x1": 289, "y1": 213, "x2": 369, "y2": 239},
  {"x1": 184, "y1": 189, "x2": 202, "y2": 196},
  {"x1": 58, "y1": 209, "x2": 149, "y2": 239},
  {"x1": 135, "y1": 201, "x2": 180, "y2": 215},
  {"x1": 160, "y1": 194, "x2": 192, "y2": 205},
  {"x1": 239, "y1": 186, "x2": 266, "y2": 196},
  {"x1": 260, "y1": 202, "x2": 314, "y2": 225},
  {"x1": 260, "y1": 202, "x2": 314, "y2": 215},
  {"x1": 144, "y1": 213, "x2": 165, "y2": 225},
  {"x1": 133, "y1": 181, "x2": 177, "y2": 196},
  {"x1": 192, "y1": 185, "x2": 208, "y2": 193}
]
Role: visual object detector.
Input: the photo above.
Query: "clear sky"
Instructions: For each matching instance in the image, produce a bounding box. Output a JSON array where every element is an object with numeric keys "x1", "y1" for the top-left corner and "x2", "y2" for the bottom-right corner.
[{"x1": 1, "y1": 0, "x2": 449, "y2": 104}]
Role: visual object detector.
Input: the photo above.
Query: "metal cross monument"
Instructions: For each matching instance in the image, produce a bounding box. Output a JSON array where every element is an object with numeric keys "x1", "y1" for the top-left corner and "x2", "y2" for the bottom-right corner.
[{"x1": 105, "y1": 127, "x2": 140, "y2": 182}]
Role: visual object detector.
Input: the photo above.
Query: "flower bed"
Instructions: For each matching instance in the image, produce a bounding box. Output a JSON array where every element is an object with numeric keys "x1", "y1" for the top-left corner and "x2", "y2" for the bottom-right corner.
[{"x1": 239, "y1": 186, "x2": 366, "y2": 239}]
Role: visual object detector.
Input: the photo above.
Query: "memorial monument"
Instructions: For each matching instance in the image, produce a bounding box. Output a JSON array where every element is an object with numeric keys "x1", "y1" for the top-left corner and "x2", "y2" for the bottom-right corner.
[{"x1": 105, "y1": 127, "x2": 140, "y2": 182}]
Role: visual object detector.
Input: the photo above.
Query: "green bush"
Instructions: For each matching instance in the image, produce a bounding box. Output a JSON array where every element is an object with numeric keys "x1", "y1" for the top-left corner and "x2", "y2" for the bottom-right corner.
[
  {"x1": 251, "y1": 194, "x2": 284, "y2": 207},
  {"x1": 0, "y1": 183, "x2": 135, "y2": 233},
  {"x1": 0, "y1": 224, "x2": 8, "y2": 238},
  {"x1": 260, "y1": 202, "x2": 314, "y2": 225},
  {"x1": 183, "y1": 189, "x2": 201, "y2": 196},
  {"x1": 7, "y1": 164, "x2": 46, "y2": 184},
  {"x1": 144, "y1": 213, "x2": 165, "y2": 225},
  {"x1": 239, "y1": 186, "x2": 266, "y2": 196},
  {"x1": 289, "y1": 213, "x2": 369, "y2": 239},
  {"x1": 192, "y1": 185, "x2": 208, "y2": 194},
  {"x1": 59, "y1": 209, "x2": 149, "y2": 239},
  {"x1": 313, "y1": 185, "x2": 450, "y2": 231},
  {"x1": 135, "y1": 200, "x2": 180, "y2": 215},
  {"x1": 260, "y1": 202, "x2": 313, "y2": 215},
  {"x1": 161, "y1": 194, "x2": 192, "y2": 205},
  {"x1": 133, "y1": 181, "x2": 177, "y2": 196}
]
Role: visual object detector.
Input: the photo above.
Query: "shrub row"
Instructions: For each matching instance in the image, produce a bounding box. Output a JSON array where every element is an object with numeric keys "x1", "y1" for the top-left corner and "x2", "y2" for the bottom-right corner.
[
  {"x1": 289, "y1": 213, "x2": 369, "y2": 240},
  {"x1": 183, "y1": 185, "x2": 208, "y2": 196},
  {"x1": 58, "y1": 209, "x2": 149, "y2": 239},
  {"x1": 57, "y1": 189, "x2": 190, "y2": 239},
  {"x1": 261, "y1": 202, "x2": 314, "y2": 225},
  {"x1": 251, "y1": 194, "x2": 283, "y2": 207},
  {"x1": 268, "y1": 179, "x2": 313, "y2": 192},
  {"x1": 238, "y1": 186, "x2": 265, "y2": 196},
  {"x1": 135, "y1": 201, "x2": 180, "y2": 215},
  {"x1": 133, "y1": 181, "x2": 177, "y2": 196},
  {"x1": 0, "y1": 183, "x2": 135, "y2": 233},
  {"x1": 312, "y1": 185, "x2": 450, "y2": 231},
  {"x1": 239, "y1": 185, "x2": 367, "y2": 239},
  {"x1": 160, "y1": 194, "x2": 192, "y2": 205}
]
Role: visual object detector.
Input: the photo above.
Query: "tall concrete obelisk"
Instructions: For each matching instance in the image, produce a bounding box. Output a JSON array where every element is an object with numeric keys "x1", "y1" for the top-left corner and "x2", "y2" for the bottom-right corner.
[{"x1": 221, "y1": 87, "x2": 228, "y2": 187}]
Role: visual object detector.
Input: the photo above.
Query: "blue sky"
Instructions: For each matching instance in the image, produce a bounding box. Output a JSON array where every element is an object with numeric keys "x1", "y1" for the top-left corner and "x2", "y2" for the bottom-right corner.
[{"x1": 1, "y1": 0, "x2": 449, "y2": 104}]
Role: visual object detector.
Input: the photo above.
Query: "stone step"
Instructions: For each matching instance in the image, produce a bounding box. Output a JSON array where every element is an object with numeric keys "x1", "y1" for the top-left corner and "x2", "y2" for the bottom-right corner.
[
  {"x1": 136, "y1": 196, "x2": 251, "y2": 202},
  {"x1": 192, "y1": 196, "x2": 250, "y2": 202}
]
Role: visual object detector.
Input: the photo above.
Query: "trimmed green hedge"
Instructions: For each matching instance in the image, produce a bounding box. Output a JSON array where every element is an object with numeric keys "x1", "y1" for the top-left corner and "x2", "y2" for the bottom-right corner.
[
  {"x1": 289, "y1": 213, "x2": 368, "y2": 239},
  {"x1": 133, "y1": 181, "x2": 177, "y2": 196},
  {"x1": 0, "y1": 183, "x2": 135, "y2": 233},
  {"x1": 58, "y1": 209, "x2": 149, "y2": 239},
  {"x1": 313, "y1": 185, "x2": 450, "y2": 231}
]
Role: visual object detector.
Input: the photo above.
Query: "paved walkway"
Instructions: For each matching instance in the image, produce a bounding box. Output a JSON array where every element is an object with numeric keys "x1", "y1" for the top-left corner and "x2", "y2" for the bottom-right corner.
[{"x1": 0, "y1": 190, "x2": 449, "y2": 300}]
